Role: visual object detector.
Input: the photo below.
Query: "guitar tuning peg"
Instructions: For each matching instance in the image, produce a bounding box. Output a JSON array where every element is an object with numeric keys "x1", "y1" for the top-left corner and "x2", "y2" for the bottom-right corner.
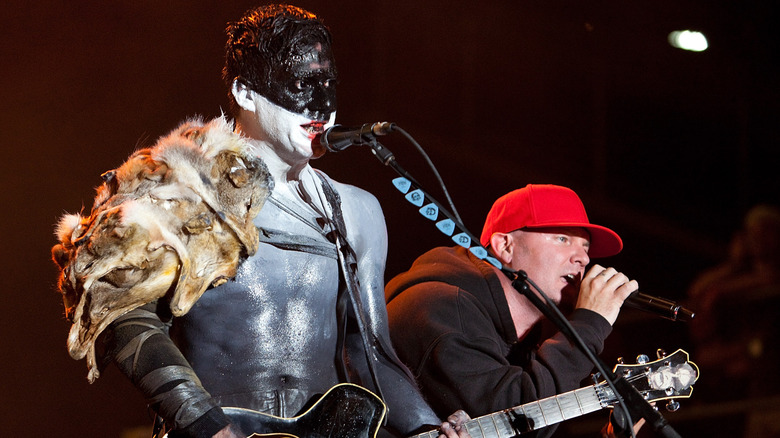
[
  {"x1": 666, "y1": 400, "x2": 681, "y2": 412},
  {"x1": 616, "y1": 357, "x2": 625, "y2": 364},
  {"x1": 657, "y1": 348, "x2": 667, "y2": 359},
  {"x1": 636, "y1": 354, "x2": 650, "y2": 364}
]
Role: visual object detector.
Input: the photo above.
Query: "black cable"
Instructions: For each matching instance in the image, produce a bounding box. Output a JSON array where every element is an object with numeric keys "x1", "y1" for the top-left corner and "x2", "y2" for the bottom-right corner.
[{"x1": 391, "y1": 126, "x2": 463, "y2": 225}]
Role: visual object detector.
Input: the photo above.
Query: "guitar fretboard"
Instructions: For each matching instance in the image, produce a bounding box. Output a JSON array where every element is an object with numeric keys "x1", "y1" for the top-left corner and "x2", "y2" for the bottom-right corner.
[{"x1": 414, "y1": 385, "x2": 606, "y2": 438}]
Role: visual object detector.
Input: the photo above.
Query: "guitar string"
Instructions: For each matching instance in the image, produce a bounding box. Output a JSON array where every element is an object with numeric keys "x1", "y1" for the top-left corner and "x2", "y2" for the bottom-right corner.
[
  {"x1": 454, "y1": 368, "x2": 688, "y2": 438},
  {"x1": 485, "y1": 371, "x2": 656, "y2": 434}
]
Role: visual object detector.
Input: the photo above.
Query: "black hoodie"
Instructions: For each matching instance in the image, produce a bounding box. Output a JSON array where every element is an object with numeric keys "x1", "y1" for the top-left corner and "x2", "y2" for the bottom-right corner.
[{"x1": 386, "y1": 246, "x2": 612, "y2": 437}]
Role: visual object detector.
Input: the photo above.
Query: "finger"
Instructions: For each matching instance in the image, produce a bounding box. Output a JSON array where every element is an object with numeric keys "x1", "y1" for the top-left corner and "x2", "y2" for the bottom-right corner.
[
  {"x1": 457, "y1": 424, "x2": 472, "y2": 438},
  {"x1": 438, "y1": 421, "x2": 457, "y2": 438},
  {"x1": 618, "y1": 279, "x2": 639, "y2": 297},
  {"x1": 584, "y1": 264, "x2": 606, "y2": 280},
  {"x1": 447, "y1": 410, "x2": 470, "y2": 427},
  {"x1": 633, "y1": 417, "x2": 647, "y2": 433},
  {"x1": 603, "y1": 271, "x2": 627, "y2": 288},
  {"x1": 587, "y1": 267, "x2": 617, "y2": 291},
  {"x1": 599, "y1": 267, "x2": 618, "y2": 280}
]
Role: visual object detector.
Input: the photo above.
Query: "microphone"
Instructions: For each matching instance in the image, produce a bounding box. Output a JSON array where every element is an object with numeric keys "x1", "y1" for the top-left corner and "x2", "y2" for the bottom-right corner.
[
  {"x1": 623, "y1": 291, "x2": 695, "y2": 322},
  {"x1": 319, "y1": 122, "x2": 395, "y2": 152}
]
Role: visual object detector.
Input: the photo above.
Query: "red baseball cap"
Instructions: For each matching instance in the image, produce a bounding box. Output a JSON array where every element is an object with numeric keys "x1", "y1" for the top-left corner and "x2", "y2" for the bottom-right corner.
[{"x1": 480, "y1": 184, "x2": 623, "y2": 258}]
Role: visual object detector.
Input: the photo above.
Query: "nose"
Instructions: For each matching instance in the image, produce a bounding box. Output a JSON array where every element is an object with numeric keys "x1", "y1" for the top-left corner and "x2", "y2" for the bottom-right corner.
[
  {"x1": 573, "y1": 242, "x2": 590, "y2": 267},
  {"x1": 308, "y1": 81, "x2": 337, "y2": 115}
]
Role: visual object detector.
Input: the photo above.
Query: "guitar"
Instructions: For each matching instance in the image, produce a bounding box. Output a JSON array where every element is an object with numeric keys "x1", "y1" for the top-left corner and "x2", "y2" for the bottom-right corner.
[
  {"x1": 414, "y1": 349, "x2": 698, "y2": 438},
  {"x1": 224, "y1": 383, "x2": 387, "y2": 438},
  {"x1": 225, "y1": 349, "x2": 698, "y2": 438}
]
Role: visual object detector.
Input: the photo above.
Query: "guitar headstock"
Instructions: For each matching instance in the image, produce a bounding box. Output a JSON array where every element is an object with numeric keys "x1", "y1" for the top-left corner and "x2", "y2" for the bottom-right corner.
[{"x1": 607, "y1": 348, "x2": 699, "y2": 408}]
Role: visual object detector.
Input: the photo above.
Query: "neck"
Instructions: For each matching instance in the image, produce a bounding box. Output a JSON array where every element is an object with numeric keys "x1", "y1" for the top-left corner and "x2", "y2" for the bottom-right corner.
[
  {"x1": 234, "y1": 120, "x2": 309, "y2": 183},
  {"x1": 493, "y1": 265, "x2": 543, "y2": 340}
]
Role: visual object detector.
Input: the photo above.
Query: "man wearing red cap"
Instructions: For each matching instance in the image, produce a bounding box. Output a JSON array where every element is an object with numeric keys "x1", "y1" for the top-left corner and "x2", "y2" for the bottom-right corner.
[{"x1": 385, "y1": 184, "x2": 638, "y2": 437}]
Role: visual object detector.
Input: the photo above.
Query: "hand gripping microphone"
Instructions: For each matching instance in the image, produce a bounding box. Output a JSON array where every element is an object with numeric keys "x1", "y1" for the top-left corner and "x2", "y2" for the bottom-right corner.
[
  {"x1": 623, "y1": 291, "x2": 695, "y2": 322},
  {"x1": 319, "y1": 122, "x2": 396, "y2": 152}
]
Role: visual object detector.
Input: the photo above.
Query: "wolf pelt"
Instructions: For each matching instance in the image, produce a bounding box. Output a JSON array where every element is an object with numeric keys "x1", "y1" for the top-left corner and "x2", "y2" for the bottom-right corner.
[{"x1": 51, "y1": 116, "x2": 273, "y2": 382}]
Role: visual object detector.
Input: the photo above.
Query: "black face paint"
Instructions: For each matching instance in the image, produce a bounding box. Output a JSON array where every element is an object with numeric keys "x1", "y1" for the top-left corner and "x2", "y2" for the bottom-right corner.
[{"x1": 258, "y1": 41, "x2": 337, "y2": 122}]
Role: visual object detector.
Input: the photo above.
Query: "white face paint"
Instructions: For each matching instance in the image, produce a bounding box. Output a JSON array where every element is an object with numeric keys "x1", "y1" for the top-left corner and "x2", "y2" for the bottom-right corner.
[{"x1": 248, "y1": 91, "x2": 336, "y2": 164}]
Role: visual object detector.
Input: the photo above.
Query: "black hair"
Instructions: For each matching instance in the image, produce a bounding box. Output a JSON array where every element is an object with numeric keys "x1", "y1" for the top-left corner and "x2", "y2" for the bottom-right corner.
[{"x1": 222, "y1": 4, "x2": 334, "y2": 114}]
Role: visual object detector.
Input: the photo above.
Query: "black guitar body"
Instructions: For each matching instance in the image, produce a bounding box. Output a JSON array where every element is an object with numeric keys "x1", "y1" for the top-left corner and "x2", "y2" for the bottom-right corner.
[{"x1": 224, "y1": 384, "x2": 387, "y2": 438}]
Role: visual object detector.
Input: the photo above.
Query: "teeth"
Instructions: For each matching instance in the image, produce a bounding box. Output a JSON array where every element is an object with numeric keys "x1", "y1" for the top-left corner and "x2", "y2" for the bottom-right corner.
[{"x1": 303, "y1": 124, "x2": 324, "y2": 135}]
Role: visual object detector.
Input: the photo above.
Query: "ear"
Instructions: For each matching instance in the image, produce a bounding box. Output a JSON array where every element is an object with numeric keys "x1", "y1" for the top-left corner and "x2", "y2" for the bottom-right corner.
[
  {"x1": 231, "y1": 78, "x2": 256, "y2": 113},
  {"x1": 490, "y1": 232, "x2": 515, "y2": 265}
]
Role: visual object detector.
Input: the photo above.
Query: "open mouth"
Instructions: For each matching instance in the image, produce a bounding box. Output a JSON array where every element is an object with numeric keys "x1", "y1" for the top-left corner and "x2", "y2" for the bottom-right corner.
[
  {"x1": 564, "y1": 273, "x2": 580, "y2": 285},
  {"x1": 301, "y1": 122, "x2": 326, "y2": 137}
]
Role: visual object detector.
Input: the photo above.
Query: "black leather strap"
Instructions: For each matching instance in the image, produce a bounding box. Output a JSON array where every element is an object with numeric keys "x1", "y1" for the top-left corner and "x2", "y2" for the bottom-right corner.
[{"x1": 314, "y1": 173, "x2": 386, "y2": 409}]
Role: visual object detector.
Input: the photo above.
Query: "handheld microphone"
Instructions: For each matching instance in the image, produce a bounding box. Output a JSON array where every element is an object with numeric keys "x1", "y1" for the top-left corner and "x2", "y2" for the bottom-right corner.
[
  {"x1": 319, "y1": 122, "x2": 395, "y2": 152},
  {"x1": 623, "y1": 291, "x2": 695, "y2": 322}
]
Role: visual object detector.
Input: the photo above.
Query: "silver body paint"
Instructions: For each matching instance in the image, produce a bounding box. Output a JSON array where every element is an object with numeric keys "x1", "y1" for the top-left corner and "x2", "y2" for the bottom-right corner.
[
  {"x1": 170, "y1": 160, "x2": 441, "y2": 432},
  {"x1": 172, "y1": 168, "x2": 365, "y2": 417}
]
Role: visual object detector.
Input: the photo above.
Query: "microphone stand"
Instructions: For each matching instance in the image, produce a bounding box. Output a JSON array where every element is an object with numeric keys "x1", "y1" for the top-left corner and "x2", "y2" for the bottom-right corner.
[
  {"x1": 507, "y1": 271, "x2": 681, "y2": 438},
  {"x1": 356, "y1": 135, "x2": 682, "y2": 438}
]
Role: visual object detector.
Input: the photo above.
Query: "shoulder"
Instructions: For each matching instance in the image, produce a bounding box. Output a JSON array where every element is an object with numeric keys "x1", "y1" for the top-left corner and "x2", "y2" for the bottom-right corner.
[
  {"x1": 387, "y1": 279, "x2": 501, "y2": 358},
  {"x1": 313, "y1": 170, "x2": 386, "y2": 258},
  {"x1": 314, "y1": 169, "x2": 385, "y2": 232},
  {"x1": 317, "y1": 171, "x2": 382, "y2": 212},
  {"x1": 387, "y1": 277, "x2": 487, "y2": 324},
  {"x1": 387, "y1": 247, "x2": 496, "y2": 302}
]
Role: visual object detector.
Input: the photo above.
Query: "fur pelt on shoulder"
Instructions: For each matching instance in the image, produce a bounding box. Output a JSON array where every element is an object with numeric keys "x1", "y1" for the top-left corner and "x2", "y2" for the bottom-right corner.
[{"x1": 51, "y1": 116, "x2": 273, "y2": 382}]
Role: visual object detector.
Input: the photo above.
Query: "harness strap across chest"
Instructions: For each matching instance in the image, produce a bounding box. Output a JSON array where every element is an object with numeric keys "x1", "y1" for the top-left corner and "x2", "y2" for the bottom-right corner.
[
  {"x1": 311, "y1": 174, "x2": 388, "y2": 414},
  {"x1": 257, "y1": 227, "x2": 338, "y2": 259}
]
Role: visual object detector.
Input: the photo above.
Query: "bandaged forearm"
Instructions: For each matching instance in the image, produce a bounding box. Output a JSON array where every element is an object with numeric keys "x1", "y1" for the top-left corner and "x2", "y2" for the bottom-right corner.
[
  {"x1": 141, "y1": 366, "x2": 218, "y2": 428},
  {"x1": 102, "y1": 305, "x2": 222, "y2": 431}
]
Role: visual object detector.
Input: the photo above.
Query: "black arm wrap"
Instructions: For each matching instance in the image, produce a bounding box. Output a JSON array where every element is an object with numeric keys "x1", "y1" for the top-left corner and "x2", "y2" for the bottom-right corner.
[{"x1": 101, "y1": 303, "x2": 229, "y2": 434}]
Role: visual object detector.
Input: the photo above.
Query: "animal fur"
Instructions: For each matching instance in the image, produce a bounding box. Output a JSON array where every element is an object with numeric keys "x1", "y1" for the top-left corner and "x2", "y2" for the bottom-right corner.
[{"x1": 51, "y1": 116, "x2": 272, "y2": 382}]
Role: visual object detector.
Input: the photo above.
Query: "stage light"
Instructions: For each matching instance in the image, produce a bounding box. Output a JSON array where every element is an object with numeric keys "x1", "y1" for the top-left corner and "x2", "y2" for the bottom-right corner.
[{"x1": 668, "y1": 30, "x2": 708, "y2": 52}]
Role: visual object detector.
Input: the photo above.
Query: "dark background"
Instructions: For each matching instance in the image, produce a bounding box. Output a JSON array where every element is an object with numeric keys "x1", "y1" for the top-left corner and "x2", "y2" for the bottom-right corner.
[{"x1": 2, "y1": 1, "x2": 777, "y2": 437}]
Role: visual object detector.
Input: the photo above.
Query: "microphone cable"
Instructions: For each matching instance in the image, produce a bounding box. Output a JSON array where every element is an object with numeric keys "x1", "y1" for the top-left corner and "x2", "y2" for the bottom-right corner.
[{"x1": 391, "y1": 125, "x2": 464, "y2": 226}]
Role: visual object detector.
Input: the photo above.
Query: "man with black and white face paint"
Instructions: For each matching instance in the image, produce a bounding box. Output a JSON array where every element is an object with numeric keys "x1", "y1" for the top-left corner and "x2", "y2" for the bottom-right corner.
[
  {"x1": 97, "y1": 5, "x2": 470, "y2": 438},
  {"x1": 231, "y1": 38, "x2": 338, "y2": 164}
]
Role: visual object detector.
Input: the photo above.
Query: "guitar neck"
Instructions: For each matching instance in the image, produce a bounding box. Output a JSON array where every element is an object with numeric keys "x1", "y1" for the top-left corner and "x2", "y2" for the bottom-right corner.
[{"x1": 415, "y1": 385, "x2": 606, "y2": 438}]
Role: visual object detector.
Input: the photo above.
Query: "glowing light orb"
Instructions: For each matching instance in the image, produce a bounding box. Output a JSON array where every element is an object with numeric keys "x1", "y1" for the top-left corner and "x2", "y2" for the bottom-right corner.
[{"x1": 668, "y1": 30, "x2": 708, "y2": 52}]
